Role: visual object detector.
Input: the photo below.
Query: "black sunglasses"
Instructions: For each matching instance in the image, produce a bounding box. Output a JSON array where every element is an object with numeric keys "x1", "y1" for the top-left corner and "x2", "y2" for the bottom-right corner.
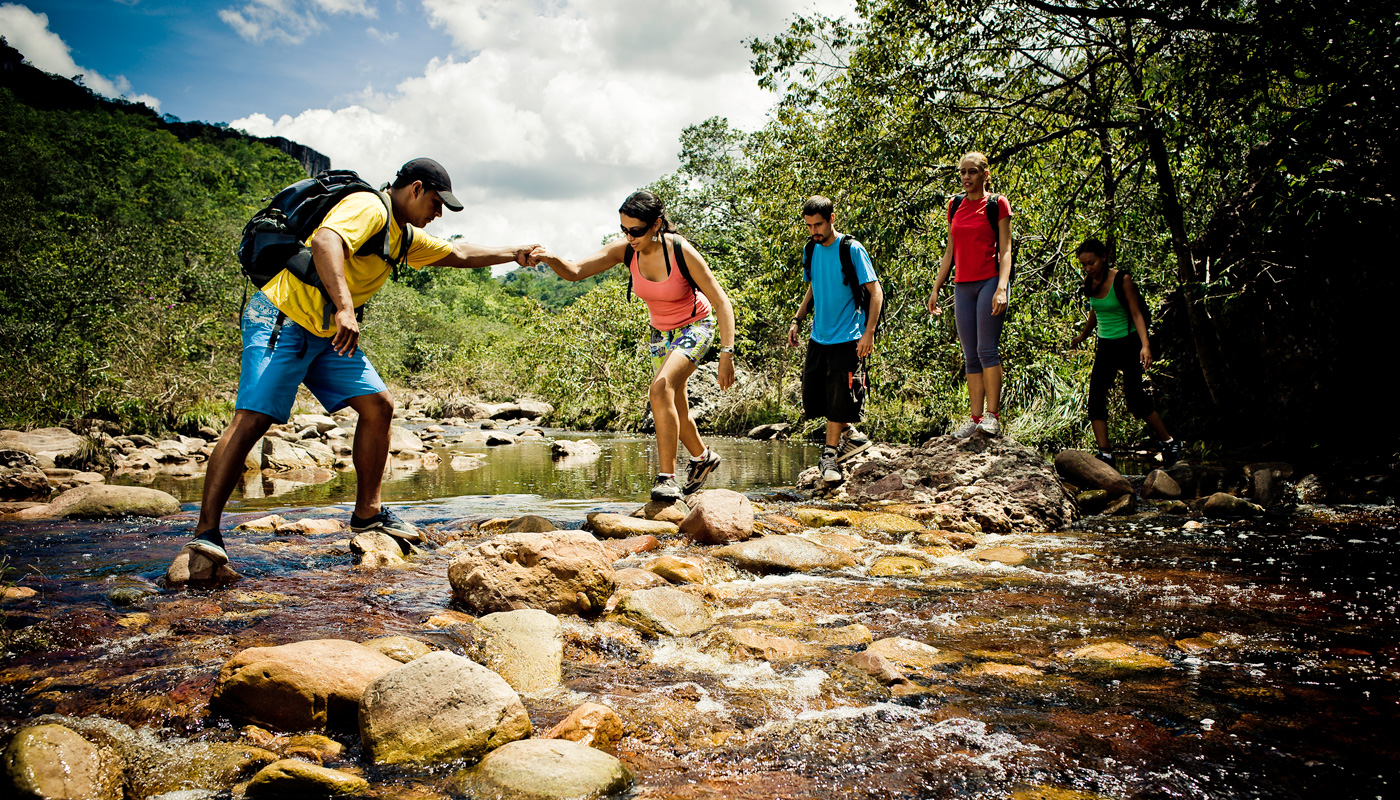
[{"x1": 620, "y1": 222, "x2": 651, "y2": 238}]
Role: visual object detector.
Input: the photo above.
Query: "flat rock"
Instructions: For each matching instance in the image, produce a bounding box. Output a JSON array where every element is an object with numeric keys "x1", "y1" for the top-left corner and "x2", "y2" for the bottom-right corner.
[
  {"x1": 697, "y1": 626, "x2": 820, "y2": 662},
  {"x1": 475, "y1": 609, "x2": 564, "y2": 693},
  {"x1": 601, "y1": 536, "x2": 661, "y2": 558},
  {"x1": 0, "y1": 427, "x2": 87, "y2": 468},
  {"x1": 15, "y1": 484, "x2": 180, "y2": 519},
  {"x1": 276, "y1": 517, "x2": 345, "y2": 535},
  {"x1": 1068, "y1": 642, "x2": 1171, "y2": 674},
  {"x1": 459, "y1": 738, "x2": 632, "y2": 800},
  {"x1": 865, "y1": 637, "x2": 948, "y2": 671},
  {"x1": 551, "y1": 439, "x2": 601, "y2": 460},
  {"x1": 633, "y1": 499, "x2": 689, "y2": 522},
  {"x1": 449, "y1": 531, "x2": 615, "y2": 616},
  {"x1": 245, "y1": 759, "x2": 369, "y2": 798},
  {"x1": 712, "y1": 535, "x2": 859, "y2": 573},
  {"x1": 359, "y1": 651, "x2": 531, "y2": 766},
  {"x1": 679, "y1": 489, "x2": 755, "y2": 544},
  {"x1": 1203, "y1": 492, "x2": 1263, "y2": 518},
  {"x1": 236, "y1": 514, "x2": 288, "y2": 531},
  {"x1": 586, "y1": 512, "x2": 678, "y2": 539},
  {"x1": 608, "y1": 586, "x2": 713, "y2": 637},
  {"x1": 213, "y1": 639, "x2": 401, "y2": 731},
  {"x1": 972, "y1": 546, "x2": 1029, "y2": 566},
  {"x1": 645, "y1": 555, "x2": 706, "y2": 584}
]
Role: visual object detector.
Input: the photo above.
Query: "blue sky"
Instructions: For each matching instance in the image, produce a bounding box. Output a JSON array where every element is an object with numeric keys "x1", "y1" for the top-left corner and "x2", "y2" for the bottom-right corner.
[{"x1": 2, "y1": 0, "x2": 855, "y2": 256}]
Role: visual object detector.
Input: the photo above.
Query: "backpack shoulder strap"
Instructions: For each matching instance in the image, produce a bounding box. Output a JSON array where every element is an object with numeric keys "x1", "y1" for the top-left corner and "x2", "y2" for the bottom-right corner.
[
  {"x1": 623, "y1": 243, "x2": 636, "y2": 301},
  {"x1": 1113, "y1": 269, "x2": 1129, "y2": 307},
  {"x1": 985, "y1": 193, "x2": 1000, "y2": 248},
  {"x1": 948, "y1": 192, "x2": 966, "y2": 224},
  {"x1": 838, "y1": 235, "x2": 857, "y2": 286},
  {"x1": 803, "y1": 240, "x2": 815, "y2": 282},
  {"x1": 670, "y1": 235, "x2": 700, "y2": 317}
]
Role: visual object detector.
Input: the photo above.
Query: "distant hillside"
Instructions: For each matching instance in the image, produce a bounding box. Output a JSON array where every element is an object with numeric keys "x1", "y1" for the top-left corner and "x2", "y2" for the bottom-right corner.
[{"x1": 0, "y1": 37, "x2": 328, "y2": 176}]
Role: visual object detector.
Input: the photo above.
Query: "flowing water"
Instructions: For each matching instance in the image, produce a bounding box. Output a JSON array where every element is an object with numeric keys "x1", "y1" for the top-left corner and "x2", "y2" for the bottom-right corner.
[{"x1": 1, "y1": 431, "x2": 1396, "y2": 799}]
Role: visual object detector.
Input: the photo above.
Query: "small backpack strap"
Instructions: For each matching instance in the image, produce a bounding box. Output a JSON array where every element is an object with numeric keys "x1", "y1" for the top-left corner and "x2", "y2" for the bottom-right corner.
[
  {"x1": 623, "y1": 243, "x2": 635, "y2": 302},
  {"x1": 948, "y1": 192, "x2": 965, "y2": 224},
  {"x1": 802, "y1": 240, "x2": 815, "y2": 282},
  {"x1": 985, "y1": 193, "x2": 1000, "y2": 250},
  {"x1": 669, "y1": 236, "x2": 699, "y2": 317}
]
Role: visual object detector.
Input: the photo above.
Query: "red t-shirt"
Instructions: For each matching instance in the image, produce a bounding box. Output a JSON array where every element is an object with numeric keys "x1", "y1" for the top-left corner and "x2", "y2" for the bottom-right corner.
[{"x1": 949, "y1": 194, "x2": 1013, "y2": 283}]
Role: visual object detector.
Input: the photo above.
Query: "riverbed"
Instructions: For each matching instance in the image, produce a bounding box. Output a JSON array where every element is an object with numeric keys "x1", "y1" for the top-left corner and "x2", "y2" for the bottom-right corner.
[{"x1": 1, "y1": 432, "x2": 1396, "y2": 799}]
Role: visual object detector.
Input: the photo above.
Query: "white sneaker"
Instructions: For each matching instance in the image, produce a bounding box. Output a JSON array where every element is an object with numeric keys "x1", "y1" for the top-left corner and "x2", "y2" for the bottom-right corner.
[
  {"x1": 951, "y1": 418, "x2": 980, "y2": 439},
  {"x1": 978, "y1": 414, "x2": 1001, "y2": 436},
  {"x1": 820, "y1": 452, "x2": 843, "y2": 484}
]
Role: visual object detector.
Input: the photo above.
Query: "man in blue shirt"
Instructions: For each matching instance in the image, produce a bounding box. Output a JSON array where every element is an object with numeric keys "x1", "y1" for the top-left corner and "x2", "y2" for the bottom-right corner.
[{"x1": 786, "y1": 196, "x2": 884, "y2": 484}]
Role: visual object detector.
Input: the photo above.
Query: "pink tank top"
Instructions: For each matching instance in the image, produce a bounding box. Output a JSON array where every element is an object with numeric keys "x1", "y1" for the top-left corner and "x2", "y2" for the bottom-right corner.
[{"x1": 629, "y1": 237, "x2": 711, "y2": 331}]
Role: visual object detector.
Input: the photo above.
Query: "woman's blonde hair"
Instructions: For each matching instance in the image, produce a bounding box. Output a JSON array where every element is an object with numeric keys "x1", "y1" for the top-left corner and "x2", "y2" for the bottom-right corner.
[{"x1": 960, "y1": 151, "x2": 990, "y2": 172}]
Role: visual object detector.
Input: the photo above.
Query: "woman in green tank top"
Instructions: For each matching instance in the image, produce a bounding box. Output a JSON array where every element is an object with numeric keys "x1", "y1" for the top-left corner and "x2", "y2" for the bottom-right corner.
[{"x1": 1069, "y1": 239, "x2": 1181, "y2": 468}]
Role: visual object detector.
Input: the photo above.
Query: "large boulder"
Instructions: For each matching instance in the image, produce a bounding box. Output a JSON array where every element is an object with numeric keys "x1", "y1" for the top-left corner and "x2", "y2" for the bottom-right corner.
[
  {"x1": 1203, "y1": 492, "x2": 1263, "y2": 518},
  {"x1": 15, "y1": 485, "x2": 180, "y2": 519},
  {"x1": 0, "y1": 428, "x2": 88, "y2": 469},
  {"x1": 359, "y1": 651, "x2": 530, "y2": 766},
  {"x1": 551, "y1": 439, "x2": 601, "y2": 461},
  {"x1": 260, "y1": 437, "x2": 335, "y2": 471},
  {"x1": 608, "y1": 587, "x2": 713, "y2": 637},
  {"x1": 1141, "y1": 469, "x2": 1182, "y2": 499},
  {"x1": 1054, "y1": 449, "x2": 1133, "y2": 497},
  {"x1": 474, "y1": 609, "x2": 564, "y2": 693},
  {"x1": 844, "y1": 435, "x2": 1078, "y2": 531},
  {"x1": 712, "y1": 535, "x2": 860, "y2": 573},
  {"x1": 212, "y1": 639, "x2": 401, "y2": 731},
  {"x1": 449, "y1": 531, "x2": 615, "y2": 616},
  {"x1": 3, "y1": 723, "x2": 124, "y2": 800},
  {"x1": 679, "y1": 489, "x2": 755, "y2": 544},
  {"x1": 458, "y1": 738, "x2": 632, "y2": 800}
]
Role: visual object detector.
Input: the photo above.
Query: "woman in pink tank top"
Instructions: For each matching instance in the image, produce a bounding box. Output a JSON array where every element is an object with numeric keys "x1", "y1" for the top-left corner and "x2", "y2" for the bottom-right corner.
[{"x1": 530, "y1": 191, "x2": 736, "y2": 503}]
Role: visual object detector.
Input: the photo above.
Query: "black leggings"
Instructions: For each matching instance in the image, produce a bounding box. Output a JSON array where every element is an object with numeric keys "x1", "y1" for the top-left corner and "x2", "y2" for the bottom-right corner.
[{"x1": 1088, "y1": 335, "x2": 1155, "y2": 420}]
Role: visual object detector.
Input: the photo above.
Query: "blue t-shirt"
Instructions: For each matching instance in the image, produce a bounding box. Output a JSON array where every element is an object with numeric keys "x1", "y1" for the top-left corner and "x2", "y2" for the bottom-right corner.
[{"x1": 806, "y1": 235, "x2": 878, "y2": 345}]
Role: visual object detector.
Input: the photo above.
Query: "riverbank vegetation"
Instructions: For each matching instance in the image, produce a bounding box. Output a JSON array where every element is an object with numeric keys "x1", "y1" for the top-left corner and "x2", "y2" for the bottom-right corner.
[{"x1": 2, "y1": 0, "x2": 1394, "y2": 459}]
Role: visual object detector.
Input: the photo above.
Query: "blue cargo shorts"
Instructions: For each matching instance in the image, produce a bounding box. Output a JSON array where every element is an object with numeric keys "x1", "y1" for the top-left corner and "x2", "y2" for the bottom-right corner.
[{"x1": 235, "y1": 292, "x2": 387, "y2": 423}]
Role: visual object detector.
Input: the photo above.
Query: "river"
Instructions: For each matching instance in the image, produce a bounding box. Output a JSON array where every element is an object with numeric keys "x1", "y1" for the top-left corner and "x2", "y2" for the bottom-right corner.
[{"x1": 1, "y1": 431, "x2": 1396, "y2": 799}]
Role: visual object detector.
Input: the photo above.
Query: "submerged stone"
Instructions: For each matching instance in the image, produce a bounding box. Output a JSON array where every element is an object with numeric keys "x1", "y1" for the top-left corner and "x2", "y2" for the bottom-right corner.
[
  {"x1": 245, "y1": 759, "x2": 369, "y2": 798},
  {"x1": 458, "y1": 738, "x2": 633, "y2": 800}
]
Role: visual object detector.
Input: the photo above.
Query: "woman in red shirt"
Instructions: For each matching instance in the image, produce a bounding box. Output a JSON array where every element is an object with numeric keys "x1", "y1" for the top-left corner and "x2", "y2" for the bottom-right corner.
[
  {"x1": 926, "y1": 152, "x2": 1014, "y2": 437},
  {"x1": 530, "y1": 191, "x2": 736, "y2": 503}
]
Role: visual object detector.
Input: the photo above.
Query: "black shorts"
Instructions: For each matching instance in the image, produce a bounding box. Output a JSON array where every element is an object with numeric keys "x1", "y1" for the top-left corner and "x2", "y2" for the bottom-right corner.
[
  {"x1": 1088, "y1": 335, "x2": 1156, "y2": 420},
  {"x1": 802, "y1": 339, "x2": 865, "y2": 423}
]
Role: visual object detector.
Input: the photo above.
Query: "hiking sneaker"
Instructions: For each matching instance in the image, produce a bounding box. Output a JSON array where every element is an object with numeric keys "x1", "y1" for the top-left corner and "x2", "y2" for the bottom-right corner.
[
  {"x1": 683, "y1": 449, "x2": 722, "y2": 495},
  {"x1": 183, "y1": 531, "x2": 228, "y2": 565},
  {"x1": 951, "y1": 417, "x2": 980, "y2": 439},
  {"x1": 651, "y1": 475, "x2": 683, "y2": 503},
  {"x1": 1095, "y1": 449, "x2": 1116, "y2": 469},
  {"x1": 978, "y1": 413, "x2": 1002, "y2": 436},
  {"x1": 820, "y1": 452, "x2": 844, "y2": 484},
  {"x1": 836, "y1": 427, "x2": 872, "y2": 463},
  {"x1": 1160, "y1": 438, "x2": 1183, "y2": 467},
  {"x1": 351, "y1": 507, "x2": 423, "y2": 543}
]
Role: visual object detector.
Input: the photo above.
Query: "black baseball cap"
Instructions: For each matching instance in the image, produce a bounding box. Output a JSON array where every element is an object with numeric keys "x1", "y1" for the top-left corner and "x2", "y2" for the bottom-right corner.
[{"x1": 394, "y1": 157, "x2": 463, "y2": 211}]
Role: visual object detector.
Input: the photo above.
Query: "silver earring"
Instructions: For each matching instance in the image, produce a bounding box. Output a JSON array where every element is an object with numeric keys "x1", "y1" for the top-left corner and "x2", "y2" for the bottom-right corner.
[{"x1": 652, "y1": 232, "x2": 660, "y2": 242}]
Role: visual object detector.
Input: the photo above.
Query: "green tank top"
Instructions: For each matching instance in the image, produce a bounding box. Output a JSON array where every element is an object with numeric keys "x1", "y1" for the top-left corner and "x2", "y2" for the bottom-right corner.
[{"x1": 1088, "y1": 278, "x2": 1133, "y2": 340}]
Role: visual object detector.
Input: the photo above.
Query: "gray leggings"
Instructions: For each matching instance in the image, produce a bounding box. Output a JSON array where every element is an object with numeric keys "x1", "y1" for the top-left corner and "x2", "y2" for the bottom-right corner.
[{"x1": 954, "y1": 276, "x2": 1005, "y2": 374}]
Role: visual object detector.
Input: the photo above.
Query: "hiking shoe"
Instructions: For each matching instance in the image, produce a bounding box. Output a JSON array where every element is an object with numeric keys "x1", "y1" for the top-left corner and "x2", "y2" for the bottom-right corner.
[
  {"x1": 184, "y1": 531, "x2": 228, "y2": 565},
  {"x1": 351, "y1": 507, "x2": 423, "y2": 543},
  {"x1": 820, "y1": 452, "x2": 843, "y2": 484},
  {"x1": 1160, "y1": 438, "x2": 1183, "y2": 467},
  {"x1": 978, "y1": 414, "x2": 1001, "y2": 436},
  {"x1": 1095, "y1": 449, "x2": 1116, "y2": 469},
  {"x1": 683, "y1": 450, "x2": 722, "y2": 495},
  {"x1": 951, "y1": 418, "x2": 980, "y2": 439},
  {"x1": 651, "y1": 475, "x2": 683, "y2": 503},
  {"x1": 836, "y1": 428, "x2": 872, "y2": 463}
]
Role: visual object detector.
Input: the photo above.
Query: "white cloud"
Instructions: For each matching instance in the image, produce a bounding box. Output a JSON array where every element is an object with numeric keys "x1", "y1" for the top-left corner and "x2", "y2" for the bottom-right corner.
[
  {"x1": 219, "y1": 0, "x2": 376, "y2": 44},
  {"x1": 365, "y1": 25, "x2": 397, "y2": 44},
  {"x1": 233, "y1": 0, "x2": 856, "y2": 257},
  {"x1": 0, "y1": 3, "x2": 161, "y2": 110}
]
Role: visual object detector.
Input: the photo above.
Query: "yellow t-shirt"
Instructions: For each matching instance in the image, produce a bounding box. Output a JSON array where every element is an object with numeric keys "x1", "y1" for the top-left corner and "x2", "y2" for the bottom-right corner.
[{"x1": 260, "y1": 192, "x2": 455, "y2": 336}]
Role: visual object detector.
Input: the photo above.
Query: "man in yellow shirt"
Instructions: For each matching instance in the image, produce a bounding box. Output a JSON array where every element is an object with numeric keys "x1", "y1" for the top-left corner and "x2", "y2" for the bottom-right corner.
[{"x1": 173, "y1": 158, "x2": 535, "y2": 578}]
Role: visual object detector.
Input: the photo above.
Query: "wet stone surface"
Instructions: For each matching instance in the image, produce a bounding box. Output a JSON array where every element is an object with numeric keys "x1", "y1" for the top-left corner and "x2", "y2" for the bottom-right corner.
[{"x1": 0, "y1": 433, "x2": 1396, "y2": 799}]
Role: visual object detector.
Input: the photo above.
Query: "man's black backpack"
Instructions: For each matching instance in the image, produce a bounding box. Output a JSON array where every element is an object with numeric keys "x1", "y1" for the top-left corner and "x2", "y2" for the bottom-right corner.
[
  {"x1": 622, "y1": 234, "x2": 701, "y2": 318},
  {"x1": 238, "y1": 170, "x2": 409, "y2": 326},
  {"x1": 802, "y1": 234, "x2": 878, "y2": 324}
]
